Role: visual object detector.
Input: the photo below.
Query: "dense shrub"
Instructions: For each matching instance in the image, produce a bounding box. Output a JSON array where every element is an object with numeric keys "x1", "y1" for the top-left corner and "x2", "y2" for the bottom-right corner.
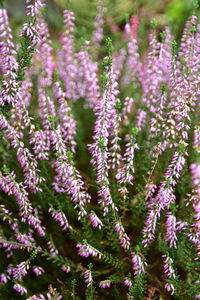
[{"x1": 0, "y1": 0, "x2": 199, "y2": 299}]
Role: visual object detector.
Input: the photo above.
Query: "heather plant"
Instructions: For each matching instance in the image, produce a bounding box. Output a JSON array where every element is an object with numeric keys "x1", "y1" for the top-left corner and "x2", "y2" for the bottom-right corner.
[{"x1": 0, "y1": 1, "x2": 199, "y2": 299}]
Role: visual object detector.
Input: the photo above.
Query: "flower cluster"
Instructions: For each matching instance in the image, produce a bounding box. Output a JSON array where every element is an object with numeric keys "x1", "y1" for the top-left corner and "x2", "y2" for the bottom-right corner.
[{"x1": 0, "y1": 2, "x2": 199, "y2": 299}]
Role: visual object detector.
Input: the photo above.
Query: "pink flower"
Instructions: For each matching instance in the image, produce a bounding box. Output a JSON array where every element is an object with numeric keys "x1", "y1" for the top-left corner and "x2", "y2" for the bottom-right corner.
[
  {"x1": 99, "y1": 280, "x2": 112, "y2": 288},
  {"x1": 89, "y1": 212, "x2": 103, "y2": 229}
]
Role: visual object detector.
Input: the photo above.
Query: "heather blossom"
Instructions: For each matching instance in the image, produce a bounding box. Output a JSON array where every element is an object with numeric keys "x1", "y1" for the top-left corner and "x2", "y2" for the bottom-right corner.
[
  {"x1": 61, "y1": 264, "x2": 70, "y2": 273},
  {"x1": 114, "y1": 221, "x2": 130, "y2": 250},
  {"x1": 83, "y1": 269, "x2": 93, "y2": 287},
  {"x1": 131, "y1": 252, "x2": 147, "y2": 276},
  {"x1": 165, "y1": 212, "x2": 177, "y2": 248},
  {"x1": 13, "y1": 283, "x2": 27, "y2": 295},
  {"x1": 0, "y1": 3, "x2": 199, "y2": 299},
  {"x1": 32, "y1": 266, "x2": 45, "y2": 277},
  {"x1": 92, "y1": 0, "x2": 106, "y2": 49},
  {"x1": 0, "y1": 273, "x2": 9, "y2": 284},
  {"x1": 13, "y1": 261, "x2": 30, "y2": 281},
  {"x1": 59, "y1": 10, "x2": 77, "y2": 101},
  {"x1": 49, "y1": 207, "x2": 73, "y2": 231},
  {"x1": 116, "y1": 130, "x2": 139, "y2": 185},
  {"x1": 162, "y1": 254, "x2": 176, "y2": 295},
  {"x1": 124, "y1": 277, "x2": 132, "y2": 287},
  {"x1": 76, "y1": 243, "x2": 102, "y2": 259},
  {"x1": 99, "y1": 280, "x2": 112, "y2": 288},
  {"x1": 89, "y1": 211, "x2": 103, "y2": 229},
  {"x1": 50, "y1": 125, "x2": 91, "y2": 218},
  {"x1": 89, "y1": 53, "x2": 119, "y2": 214}
]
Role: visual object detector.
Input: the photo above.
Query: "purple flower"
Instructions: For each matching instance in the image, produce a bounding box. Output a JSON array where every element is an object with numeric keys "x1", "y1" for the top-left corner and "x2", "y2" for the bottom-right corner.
[
  {"x1": 26, "y1": 0, "x2": 45, "y2": 17},
  {"x1": 58, "y1": 10, "x2": 78, "y2": 101},
  {"x1": 53, "y1": 82, "x2": 77, "y2": 152},
  {"x1": 131, "y1": 252, "x2": 147, "y2": 275},
  {"x1": 61, "y1": 264, "x2": 71, "y2": 273},
  {"x1": 123, "y1": 23, "x2": 141, "y2": 86},
  {"x1": 135, "y1": 109, "x2": 147, "y2": 132},
  {"x1": 0, "y1": 273, "x2": 9, "y2": 284},
  {"x1": 13, "y1": 261, "x2": 30, "y2": 281},
  {"x1": 162, "y1": 254, "x2": 176, "y2": 295},
  {"x1": 124, "y1": 277, "x2": 132, "y2": 287},
  {"x1": 32, "y1": 266, "x2": 45, "y2": 276},
  {"x1": 13, "y1": 283, "x2": 27, "y2": 295},
  {"x1": 50, "y1": 126, "x2": 91, "y2": 219},
  {"x1": 92, "y1": 0, "x2": 106, "y2": 50},
  {"x1": 83, "y1": 269, "x2": 93, "y2": 287},
  {"x1": 76, "y1": 243, "x2": 102, "y2": 259},
  {"x1": 116, "y1": 133, "x2": 139, "y2": 185},
  {"x1": 0, "y1": 170, "x2": 45, "y2": 236},
  {"x1": 165, "y1": 212, "x2": 177, "y2": 248},
  {"x1": 99, "y1": 280, "x2": 112, "y2": 288},
  {"x1": 76, "y1": 41, "x2": 100, "y2": 107},
  {"x1": 142, "y1": 207, "x2": 159, "y2": 248},
  {"x1": 47, "y1": 241, "x2": 59, "y2": 257},
  {"x1": 49, "y1": 207, "x2": 73, "y2": 231},
  {"x1": 114, "y1": 221, "x2": 130, "y2": 250},
  {"x1": 89, "y1": 212, "x2": 103, "y2": 229}
]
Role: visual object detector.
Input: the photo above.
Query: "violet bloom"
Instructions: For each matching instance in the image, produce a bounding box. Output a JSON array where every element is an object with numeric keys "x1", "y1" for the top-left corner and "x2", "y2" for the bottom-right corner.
[
  {"x1": 149, "y1": 92, "x2": 167, "y2": 142},
  {"x1": 76, "y1": 41, "x2": 100, "y2": 107},
  {"x1": 140, "y1": 30, "x2": 161, "y2": 111},
  {"x1": 30, "y1": 130, "x2": 50, "y2": 160},
  {"x1": 135, "y1": 109, "x2": 147, "y2": 132},
  {"x1": 32, "y1": 266, "x2": 45, "y2": 276},
  {"x1": 13, "y1": 261, "x2": 30, "y2": 281},
  {"x1": 15, "y1": 232, "x2": 35, "y2": 249},
  {"x1": 113, "y1": 48, "x2": 127, "y2": 81},
  {"x1": 37, "y1": 17, "x2": 55, "y2": 88},
  {"x1": 0, "y1": 170, "x2": 45, "y2": 236},
  {"x1": 0, "y1": 114, "x2": 45, "y2": 193},
  {"x1": 76, "y1": 243, "x2": 102, "y2": 259},
  {"x1": 53, "y1": 82, "x2": 77, "y2": 152},
  {"x1": 124, "y1": 277, "x2": 132, "y2": 287},
  {"x1": 61, "y1": 264, "x2": 70, "y2": 273},
  {"x1": 24, "y1": 0, "x2": 46, "y2": 45},
  {"x1": 83, "y1": 269, "x2": 93, "y2": 287},
  {"x1": 116, "y1": 133, "x2": 139, "y2": 185},
  {"x1": 49, "y1": 207, "x2": 73, "y2": 231},
  {"x1": 142, "y1": 151, "x2": 186, "y2": 247},
  {"x1": 59, "y1": 10, "x2": 78, "y2": 101},
  {"x1": 166, "y1": 20, "x2": 198, "y2": 146},
  {"x1": 193, "y1": 128, "x2": 200, "y2": 150},
  {"x1": 99, "y1": 280, "x2": 112, "y2": 288},
  {"x1": 165, "y1": 212, "x2": 177, "y2": 248},
  {"x1": 26, "y1": 0, "x2": 45, "y2": 16},
  {"x1": 47, "y1": 241, "x2": 59, "y2": 257},
  {"x1": 123, "y1": 23, "x2": 141, "y2": 86},
  {"x1": 122, "y1": 97, "x2": 134, "y2": 123},
  {"x1": 89, "y1": 60, "x2": 119, "y2": 214},
  {"x1": 131, "y1": 252, "x2": 147, "y2": 276},
  {"x1": 109, "y1": 98, "x2": 122, "y2": 171},
  {"x1": 50, "y1": 126, "x2": 91, "y2": 219},
  {"x1": 114, "y1": 222, "x2": 130, "y2": 250},
  {"x1": 0, "y1": 273, "x2": 9, "y2": 284},
  {"x1": 92, "y1": 0, "x2": 106, "y2": 50},
  {"x1": 162, "y1": 254, "x2": 176, "y2": 295},
  {"x1": 0, "y1": 9, "x2": 18, "y2": 106},
  {"x1": 190, "y1": 163, "x2": 200, "y2": 254},
  {"x1": 142, "y1": 207, "x2": 159, "y2": 248},
  {"x1": 89, "y1": 212, "x2": 103, "y2": 229},
  {"x1": 13, "y1": 283, "x2": 27, "y2": 295}
]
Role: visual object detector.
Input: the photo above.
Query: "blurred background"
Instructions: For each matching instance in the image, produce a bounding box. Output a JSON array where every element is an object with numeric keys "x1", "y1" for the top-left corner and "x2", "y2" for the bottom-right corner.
[{"x1": 2, "y1": 0, "x2": 200, "y2": 49}]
